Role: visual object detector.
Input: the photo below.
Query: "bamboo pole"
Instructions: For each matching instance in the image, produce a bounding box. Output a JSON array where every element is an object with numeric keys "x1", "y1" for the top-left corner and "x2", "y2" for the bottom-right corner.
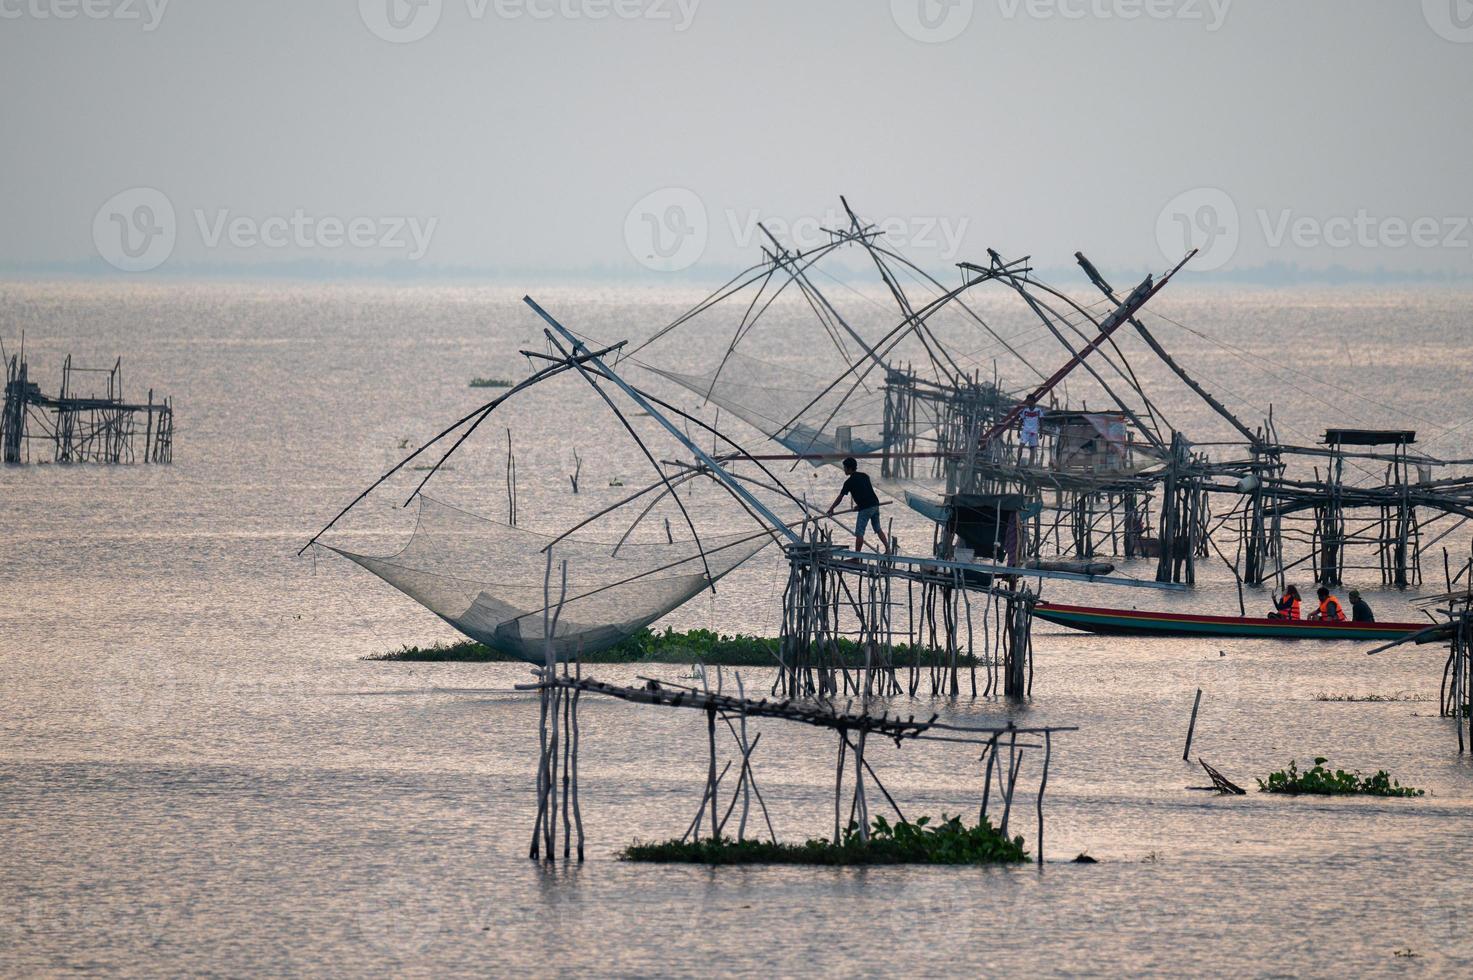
[
  {"x1": 1036, "y1": 730, "x2": 1051, "y2": 867},
  {"x1": 706, "y1": 705, "x2": 719, "y2": 839},
  {"x1": 1183, "y1": 689, "x2": 1203, "y2": 761}
]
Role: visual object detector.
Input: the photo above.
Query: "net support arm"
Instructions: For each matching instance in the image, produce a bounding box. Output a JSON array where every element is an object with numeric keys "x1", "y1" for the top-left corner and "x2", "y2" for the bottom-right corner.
[
  {"x1": 523, "y1": 296, "x2": 802, "y2": 545},
  {"x1": 1075, "y1": 250, "x2": 1260, "y2": 447},
  {"x1": 541, "y1": 329, "x2": 716, "y2": 590},
  {"x1": 977, "y1": 249, "x2": 1196, "y2": 448},
  {"x1": 984, "y1": 250, "x2": 1165, "y2": 453}
]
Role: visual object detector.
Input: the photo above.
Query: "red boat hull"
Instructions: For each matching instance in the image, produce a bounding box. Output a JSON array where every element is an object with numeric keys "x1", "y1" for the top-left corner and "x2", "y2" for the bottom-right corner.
[{"x1": 1034, "y1": 602, "x2": 1425, "y2": 640}]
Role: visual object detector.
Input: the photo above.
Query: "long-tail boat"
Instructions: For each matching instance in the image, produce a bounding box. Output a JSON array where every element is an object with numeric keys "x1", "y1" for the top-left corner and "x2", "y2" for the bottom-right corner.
[{"x1": 1034, "y1": 601, "x2": 1427, "y2": 640}]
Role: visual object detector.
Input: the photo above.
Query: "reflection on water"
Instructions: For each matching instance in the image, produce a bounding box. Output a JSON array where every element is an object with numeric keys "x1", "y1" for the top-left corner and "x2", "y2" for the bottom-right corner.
[{"x1": 3, "y1": 281, "x2": 1472, "y2": 976}]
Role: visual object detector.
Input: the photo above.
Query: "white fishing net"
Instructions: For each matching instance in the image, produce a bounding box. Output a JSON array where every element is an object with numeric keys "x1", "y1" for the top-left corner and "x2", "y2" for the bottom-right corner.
[
  {"x1": 331, "y1": 496, "x2": 775, "y2": 662},
  {"x1": 642, "y1": 352, "x2": 904, "y2": 461}
]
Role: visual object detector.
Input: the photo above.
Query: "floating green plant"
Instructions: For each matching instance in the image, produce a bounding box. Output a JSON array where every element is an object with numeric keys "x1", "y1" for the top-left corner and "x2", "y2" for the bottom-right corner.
[
  {"x1": 1257, "y1": 758, "x2": 1424, "y2": 797},
  {"x1": 468, "y1": 377, "x2": 514, "y2": 388},
  {"x1": 621, "y1": 814, "x2": 1028, "y2": 866}
]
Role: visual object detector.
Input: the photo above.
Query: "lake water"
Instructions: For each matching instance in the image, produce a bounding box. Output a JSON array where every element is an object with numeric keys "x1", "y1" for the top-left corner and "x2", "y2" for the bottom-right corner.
[{"x1": 3, "y1": 279, "x2": 1472, "y2": 977}]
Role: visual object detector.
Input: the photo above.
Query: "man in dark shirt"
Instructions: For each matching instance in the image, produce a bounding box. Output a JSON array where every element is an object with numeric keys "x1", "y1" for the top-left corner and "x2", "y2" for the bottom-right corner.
[
  {"x1": 1348, "y1": 589, "x2": 1375, "y2": 623},
  {"x1": 827, "y1": 456, "x2": 889, "y2": 552}
]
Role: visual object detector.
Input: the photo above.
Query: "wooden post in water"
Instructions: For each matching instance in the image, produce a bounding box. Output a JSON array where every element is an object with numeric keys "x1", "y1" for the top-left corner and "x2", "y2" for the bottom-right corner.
[
  {"x1": 1002, "y1": 585, "x2": 1034, "y2": 699},
  {"x1": 1156, "y1": 433, "x2": 1181, "y2": 583},
  {"x1": 2, "y1": 355, "x2": 25, "y2": 463},
  {"x1": 1183, "y1": 688, "x2": 1203, "y2": 760},
  {"x1": 144, "y1": 389, "x2": 154, "y2": 465},
  {"x1": 706, "y1": 704, "x2": 719, "y2": 839}
]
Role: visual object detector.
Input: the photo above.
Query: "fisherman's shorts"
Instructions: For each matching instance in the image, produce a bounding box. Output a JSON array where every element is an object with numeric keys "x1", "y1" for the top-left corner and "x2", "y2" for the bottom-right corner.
[{"x1": 855, "y1": 506, "x2": 882, "y2": 538}]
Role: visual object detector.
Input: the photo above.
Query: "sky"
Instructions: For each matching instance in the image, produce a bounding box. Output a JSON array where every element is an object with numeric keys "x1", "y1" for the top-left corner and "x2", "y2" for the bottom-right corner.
[{"x1": 1, "y1": 0, "x2": 1471, "y2": 280}]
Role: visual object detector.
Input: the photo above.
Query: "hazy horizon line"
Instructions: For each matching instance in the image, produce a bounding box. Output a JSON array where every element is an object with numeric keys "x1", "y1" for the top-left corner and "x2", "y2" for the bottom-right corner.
[{"x1": 3, "y1": 258, "x2": 1471, "y2": 290}]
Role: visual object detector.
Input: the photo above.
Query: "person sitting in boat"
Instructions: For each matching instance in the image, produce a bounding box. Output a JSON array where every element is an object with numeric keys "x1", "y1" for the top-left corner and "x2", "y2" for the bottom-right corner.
[
  {"x1": 1269, "y1": 584, "x2": 1302, "y2": 620},
  {"x1": 1348, "y1": 589, "x2": 1375, "y2": 623},
  {"x1": 1307, "y1": 587, "x2": 1347, "y2": 622},
  {"x1": 827, "y1": 456, "x2": 889, "y2": 553}
]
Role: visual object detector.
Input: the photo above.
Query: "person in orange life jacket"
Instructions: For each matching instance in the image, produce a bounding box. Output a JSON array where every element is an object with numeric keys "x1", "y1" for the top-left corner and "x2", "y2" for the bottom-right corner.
[
  {"x1": 1307, "y1": 586, "x2": 1346, "y2": 622},
  {"x1": 1269, "y1": 584, "x2": 1302, "y2": 620}
]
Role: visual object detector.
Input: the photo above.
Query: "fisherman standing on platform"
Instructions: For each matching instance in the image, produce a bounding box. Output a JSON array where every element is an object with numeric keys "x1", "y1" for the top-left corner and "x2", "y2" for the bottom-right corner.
[
  {"x1": 1308, "y1": 586, "x2": 1347, "y2": 622},
  {"x1": 1019, "y1": 403, "x2": 1044, "y2": 465},
  {"x1": 827, "y1": 456, "x2": 889, "y2": 553}
]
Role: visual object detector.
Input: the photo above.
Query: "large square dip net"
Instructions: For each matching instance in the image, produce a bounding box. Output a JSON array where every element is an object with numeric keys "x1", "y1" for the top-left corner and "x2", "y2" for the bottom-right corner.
[{"x1": 330, "y1": 496, "x2": 774, "y2": 662}]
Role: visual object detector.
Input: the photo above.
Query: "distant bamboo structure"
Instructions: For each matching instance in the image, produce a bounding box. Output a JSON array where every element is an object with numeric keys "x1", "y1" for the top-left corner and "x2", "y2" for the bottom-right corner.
[{"x1": 3, "y1": 347, "x2": 173, "y2": 465}]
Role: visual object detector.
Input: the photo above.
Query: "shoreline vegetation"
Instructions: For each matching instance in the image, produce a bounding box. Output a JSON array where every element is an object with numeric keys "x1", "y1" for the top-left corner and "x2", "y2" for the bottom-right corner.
[
  {"x1": 367, "y1": 627, "x2": 988, "y2": 667},
  {"x1": 1257, "y1": 758, "x2": 1425, "y2": 797},
  {"x1": 621, "y1": 815, "x2": 1028, "y2": 866}
]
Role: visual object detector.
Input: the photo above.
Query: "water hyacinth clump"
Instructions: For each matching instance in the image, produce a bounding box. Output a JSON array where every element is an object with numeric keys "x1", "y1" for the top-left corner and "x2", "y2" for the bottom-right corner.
[
  {"x1": 1257, "y1": 758, "x2": 1425, "y2": 798},
  {"x1": 371, "y1": 626, "x2": 986, "y2": 667},
  {"x1": 621, "y1": 814, "x2": 1029, "y2": 866}
]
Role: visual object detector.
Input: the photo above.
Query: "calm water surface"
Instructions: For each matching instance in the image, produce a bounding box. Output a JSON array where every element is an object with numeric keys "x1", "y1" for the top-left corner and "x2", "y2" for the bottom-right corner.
[{"x1": 2, "y1": 280, "x2": 1472, "y2": 977}]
